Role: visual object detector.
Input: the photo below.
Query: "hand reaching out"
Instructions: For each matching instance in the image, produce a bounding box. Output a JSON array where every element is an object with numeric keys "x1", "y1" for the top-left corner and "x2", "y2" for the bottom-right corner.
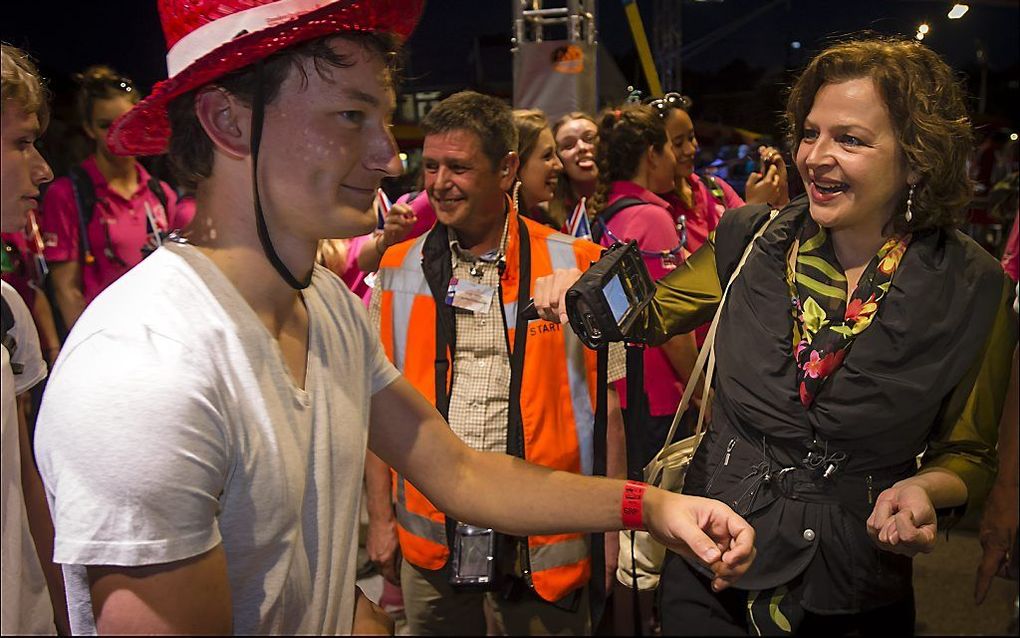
[
  {"x1": 644, "y1": 489, "x2": 756, "y2": 591},
  {"x1": 866, "y1": 483, "x2": 938, "y2": 557}
]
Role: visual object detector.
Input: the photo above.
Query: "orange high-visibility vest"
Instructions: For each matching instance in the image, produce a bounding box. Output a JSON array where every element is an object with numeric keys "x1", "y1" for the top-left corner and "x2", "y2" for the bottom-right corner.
[{"x1": 376, "y1": 209, "x2": 604, "y2": 603}]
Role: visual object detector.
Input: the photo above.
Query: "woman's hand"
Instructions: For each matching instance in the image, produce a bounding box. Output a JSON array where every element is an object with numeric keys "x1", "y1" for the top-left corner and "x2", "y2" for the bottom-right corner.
[
  {"x1": 379, "y1": 203, "x2": 417, "y2": 251},
  {"x1": 866, "y1": 482, "x2": 938, "y2": 556},
  {"x1": 744, "y1": 146, "x2": 789, "y2": 208}
]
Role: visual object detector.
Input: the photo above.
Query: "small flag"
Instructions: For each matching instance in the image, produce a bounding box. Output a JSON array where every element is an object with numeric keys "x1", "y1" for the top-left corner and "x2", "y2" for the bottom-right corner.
[
  {"x1": 375, "y1": 188, "x2": 392, "y2": 230},
  {"x1": 567, "y1": 197, "x2": 591, "y2": 240}
]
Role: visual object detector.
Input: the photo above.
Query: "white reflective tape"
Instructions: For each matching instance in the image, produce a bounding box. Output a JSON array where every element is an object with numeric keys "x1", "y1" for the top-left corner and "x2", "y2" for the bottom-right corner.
[
  {"x1": 379, "y1": 237, "x2": 427, "y2": 371},
  {"x1": 166, "y1": 0, "x2": 334, "y2": 77},
  {"x1": 546, "y1": 236, "x2": 595, "y2": 474}
]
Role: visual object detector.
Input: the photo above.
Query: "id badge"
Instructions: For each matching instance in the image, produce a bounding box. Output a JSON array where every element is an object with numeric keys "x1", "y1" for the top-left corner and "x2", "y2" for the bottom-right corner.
[{"x1": 446, "y1": 277, "x2": 495, "y2": 313}]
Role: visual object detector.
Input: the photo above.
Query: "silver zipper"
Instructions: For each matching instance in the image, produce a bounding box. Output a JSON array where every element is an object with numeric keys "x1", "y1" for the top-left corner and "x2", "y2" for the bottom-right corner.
[
  {"x1": 723, "y1": 439, "x2": 736, "y2": 466},
  {"x1": 705, "y1": 438, "x2": 736, "y2": 494}
]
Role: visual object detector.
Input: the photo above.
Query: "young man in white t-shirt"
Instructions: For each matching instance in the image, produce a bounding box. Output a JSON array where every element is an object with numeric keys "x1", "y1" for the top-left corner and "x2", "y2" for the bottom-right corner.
[
  {"x1": 1, "y1": 43, "x2": 67, "y2": 635},
  {"x1": 34, "y1": 1, "x2": 757, "y2": 634}
]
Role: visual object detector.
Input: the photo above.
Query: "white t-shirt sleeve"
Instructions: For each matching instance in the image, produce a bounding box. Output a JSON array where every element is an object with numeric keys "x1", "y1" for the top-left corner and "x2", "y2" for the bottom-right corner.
[
  {"x1": 36, "y1": 328, "x2": 227, "y2": 567},
  {"x1": 1, "y1": 281, "x2": 46, "y2": 395}
]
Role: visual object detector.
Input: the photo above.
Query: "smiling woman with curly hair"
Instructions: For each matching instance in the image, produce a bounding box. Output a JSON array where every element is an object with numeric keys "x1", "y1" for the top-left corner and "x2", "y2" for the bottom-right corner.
[{"x1": 535, "y1": 35, "x2": 1017, "y2": 636}]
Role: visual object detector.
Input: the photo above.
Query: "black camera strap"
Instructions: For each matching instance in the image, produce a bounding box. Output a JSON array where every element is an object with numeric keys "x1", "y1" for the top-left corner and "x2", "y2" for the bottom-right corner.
[
  {"x1": 502, "y1": 213, "x2": 531, "y2": 460},
  {"x1": 588, "y1": 343, "x2": 609, "y2": 629}
]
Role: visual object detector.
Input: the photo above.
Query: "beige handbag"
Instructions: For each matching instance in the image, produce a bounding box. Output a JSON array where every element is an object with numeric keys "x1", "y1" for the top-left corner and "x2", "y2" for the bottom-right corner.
[{"x1": 617, "y1": 210, "x2": 778, "y2": 590}]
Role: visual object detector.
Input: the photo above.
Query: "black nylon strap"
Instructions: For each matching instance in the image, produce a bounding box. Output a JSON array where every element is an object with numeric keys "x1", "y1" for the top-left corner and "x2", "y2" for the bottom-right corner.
[
  {"x1": 591, "y1": 197, "x2": 645, "y2": 243},
  {"x1": 504, "y1": 213, "x2": 531, "y2": 459},
  {"x1": 250, "y1": 60, "x2": 311, "y2": 290},
  {"x1": 69, "y1": 167, "x2": 95, "y2": 263},
  {"x1": 588, "y1": 343, "x2": 609, "y2": 629},
  {"x1": 624, "y1": 342, "x2": 646, "y2": 635}
]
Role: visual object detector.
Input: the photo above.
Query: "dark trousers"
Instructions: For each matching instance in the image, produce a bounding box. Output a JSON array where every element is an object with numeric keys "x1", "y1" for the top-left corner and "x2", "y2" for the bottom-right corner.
[{"x1": 658, "y1": 551, "x2": 916, "y2": 636}]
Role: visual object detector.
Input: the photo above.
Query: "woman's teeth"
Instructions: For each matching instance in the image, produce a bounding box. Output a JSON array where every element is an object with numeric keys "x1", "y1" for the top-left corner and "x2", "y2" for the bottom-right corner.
[{"x1": 814, "y1": 181, "x2": 848, "y2": 194}]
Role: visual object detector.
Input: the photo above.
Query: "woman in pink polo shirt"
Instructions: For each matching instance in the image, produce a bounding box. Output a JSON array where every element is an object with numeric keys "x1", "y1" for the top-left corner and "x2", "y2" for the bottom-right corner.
[
  {"x1": 39, "y1": 66, "x2": 185, "y2": 333},
  {"x1": 589, "y1": 103, "x2": 700, "y2": 475},
  {"x1": 650, "y1": 93, "x2": 789, "y2": 347},
  {"x1": 648, "y1": 93, "x2": 789, "y2": 255}
]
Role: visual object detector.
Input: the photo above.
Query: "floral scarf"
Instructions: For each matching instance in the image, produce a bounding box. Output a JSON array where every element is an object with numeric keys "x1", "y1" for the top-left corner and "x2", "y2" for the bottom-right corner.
[{"x1": 788, "y1": 218, "x2": 911, "y2": 407}]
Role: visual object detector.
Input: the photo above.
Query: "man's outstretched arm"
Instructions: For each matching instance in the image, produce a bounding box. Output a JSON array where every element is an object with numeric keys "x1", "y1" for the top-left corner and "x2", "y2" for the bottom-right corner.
[
  {"x1": 368, "y1": 376, "x2": 756, "y2": 590},
  {"x1": 87, "y1": 545, "x2": 232, "y2": 635}
]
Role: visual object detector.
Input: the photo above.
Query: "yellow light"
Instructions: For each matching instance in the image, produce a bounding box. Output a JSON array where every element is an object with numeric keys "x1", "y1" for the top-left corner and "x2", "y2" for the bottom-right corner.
[
  {"x1": 948, "y1": 4, "x2": 969, "y2": 19},
  {"x1": 918, "y1": 23, "x2": 929, "y2": 34},
  {"x1": 398, "y1": 152, "x2": 408, "y2": 161},
  {"x1": 1011, "y1": 133, "x2": 1019, "y2": 142},
  {"x1": 915, "y1": 32, "x2": 925, "y2": 41}
]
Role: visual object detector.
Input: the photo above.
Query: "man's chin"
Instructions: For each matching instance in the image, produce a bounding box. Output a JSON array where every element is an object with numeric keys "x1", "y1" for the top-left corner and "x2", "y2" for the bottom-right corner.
[
  {"x1": 0, "y1": 208, "x2": 28, "y2": 234},
  {"x1": 328, "y1": 205, "x2": 377, "y2": 239}
]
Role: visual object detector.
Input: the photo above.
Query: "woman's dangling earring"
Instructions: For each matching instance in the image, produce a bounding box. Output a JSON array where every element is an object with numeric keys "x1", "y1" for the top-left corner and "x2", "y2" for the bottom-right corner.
[{"x1": 905, "y1": 184, "x2": 915, "y2": 223}]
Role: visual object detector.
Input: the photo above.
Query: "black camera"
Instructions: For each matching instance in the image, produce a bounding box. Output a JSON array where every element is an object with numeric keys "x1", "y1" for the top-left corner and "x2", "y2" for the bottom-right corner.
[{"x1": 564, "y1": 241, "x2": 655, "y2": 349}]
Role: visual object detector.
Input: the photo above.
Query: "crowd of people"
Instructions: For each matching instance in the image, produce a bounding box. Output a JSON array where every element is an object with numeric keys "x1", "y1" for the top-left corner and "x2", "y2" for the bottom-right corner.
[{"x1": 1, "y1": 0, "x2": 1017, "y2": 635}]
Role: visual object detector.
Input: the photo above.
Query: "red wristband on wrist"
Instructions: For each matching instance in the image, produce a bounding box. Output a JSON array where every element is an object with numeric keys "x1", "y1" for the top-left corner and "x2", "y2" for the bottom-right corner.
[{"x1": 622, "y1": 480, "x2": 647, "y2": 530}]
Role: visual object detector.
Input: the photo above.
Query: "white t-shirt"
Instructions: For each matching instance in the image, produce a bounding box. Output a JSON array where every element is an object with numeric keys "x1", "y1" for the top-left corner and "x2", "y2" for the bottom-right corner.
[
  {"x1": 35, "y1": 242, "x2": 400, "y2": 635},
  {"x1": 1, "y1": 280, "x2": 53, "y2": 635}
]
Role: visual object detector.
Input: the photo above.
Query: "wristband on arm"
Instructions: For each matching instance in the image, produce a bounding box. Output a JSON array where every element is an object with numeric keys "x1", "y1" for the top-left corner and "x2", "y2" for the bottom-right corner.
[{"x1": 622, "y1": 480, "x2": 647, "y2": 530}]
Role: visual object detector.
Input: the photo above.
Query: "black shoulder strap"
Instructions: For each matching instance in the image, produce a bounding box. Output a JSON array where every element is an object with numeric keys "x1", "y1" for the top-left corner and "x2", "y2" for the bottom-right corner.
[
  {"x1": 592, "y1": 197, "x2": 645, "y2": 243},
  {"x1": 0, "y1": 296, "x2": 20, "y2": 372},
  {"x1": 69, "y1": 166, "x2": 96, "y2": 263},
  {"x1": 703, "y1": 174, "x2": 727, "y2": 207},
  {"x1": 146, "y1": 178, "x2": 169, "y2": 215},
  {"x1": 422, "y1": 226, "x2": 456, "y2": 419},
  {"x1": 69, "y1": 166, "x2": 96, "y2": 226},
  {"x1": 504, "y1": 214, "x2": 531, "y2": 460},
  {"x1": 1, "y1": 296, "x2": 14, "y2": 343}
]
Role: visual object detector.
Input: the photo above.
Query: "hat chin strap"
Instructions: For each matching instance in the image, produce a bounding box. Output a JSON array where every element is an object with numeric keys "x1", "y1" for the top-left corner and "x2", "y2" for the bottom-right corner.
[{"x1": 250, "y1": 60, "x2": 312, "y2": 291}]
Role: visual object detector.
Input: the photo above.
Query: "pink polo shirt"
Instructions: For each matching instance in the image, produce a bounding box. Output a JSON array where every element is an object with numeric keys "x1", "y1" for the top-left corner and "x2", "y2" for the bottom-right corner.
[
  {"x1": 39, "y1": 157, "x2": 181, "y2": 305},
  {"x1": 659, "y1": 173, "x2": 744, "y2": 254},
  {"x1": 598, "y1": 181, "x2": 685, "y2": 417},
  {"x1": 660, "y1": 174, "x2": 744, "y2": 347}
]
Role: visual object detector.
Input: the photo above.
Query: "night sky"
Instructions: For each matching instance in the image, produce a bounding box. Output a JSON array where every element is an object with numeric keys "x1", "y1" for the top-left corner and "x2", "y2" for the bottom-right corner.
[{"x1": 2, "y1": 1, "x2": 1017, "y2": 127}]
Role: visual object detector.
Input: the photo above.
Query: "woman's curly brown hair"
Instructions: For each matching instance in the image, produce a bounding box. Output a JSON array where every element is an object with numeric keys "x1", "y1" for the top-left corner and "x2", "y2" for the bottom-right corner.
[
  {"x1": 786, "y1": 35, "x2": 973, "y2": 231},
  {"x1": 589, "y1": 104, "x2": 666, "y2": 217}
]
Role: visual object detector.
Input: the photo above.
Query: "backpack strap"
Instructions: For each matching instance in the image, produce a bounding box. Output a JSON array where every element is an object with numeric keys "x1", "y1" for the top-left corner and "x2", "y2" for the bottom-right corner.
[
  {"x1": 68, "y1": 166, "x2": 97, "y2": 264},
  {"x1": 146, "y1": 178, "x2": 169, "y2": 215},
  {"x1": 703, "y1": 174, "x2": 727, "y2": 207},
  {"x1": 0, "y1": 295, "x2": 21, "y2": 373},
  {"x1": 592, "y1": 197, "x2": 645, "y2": 243}
]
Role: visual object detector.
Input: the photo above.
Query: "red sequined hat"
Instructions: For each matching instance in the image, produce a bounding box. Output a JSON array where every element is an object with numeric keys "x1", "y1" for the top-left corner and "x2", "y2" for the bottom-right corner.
[{"x1": 109, "y1": 0, "x2": 424, "y2": 156}]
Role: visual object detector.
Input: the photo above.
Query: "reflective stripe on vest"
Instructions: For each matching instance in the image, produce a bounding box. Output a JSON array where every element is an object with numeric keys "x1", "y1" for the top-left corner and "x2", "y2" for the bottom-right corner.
[
  {"x1": 394, "y1": 474, "x2": 446, "y2": 546},
  {"x1": 530, "y1": 535, "x2": 590, "y2": 572},
  {"x1": 546, "y1": 235, "x2": 595, "y2": 475},
  {"x1": 376, "y1": 237, "x2": 427, "y2": 371}
]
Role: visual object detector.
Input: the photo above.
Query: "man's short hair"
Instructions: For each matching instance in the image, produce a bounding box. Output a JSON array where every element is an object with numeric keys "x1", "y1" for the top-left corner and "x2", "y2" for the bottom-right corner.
[
  {"x1": 167, "y1": 32, "x2": 400, "y2": 190},
  {"x1": 421, "y1": 91, "x2": 517, "y2": 170},
  {"x1": 1, "y1": 44, "x2": 49, "y2": 128}
]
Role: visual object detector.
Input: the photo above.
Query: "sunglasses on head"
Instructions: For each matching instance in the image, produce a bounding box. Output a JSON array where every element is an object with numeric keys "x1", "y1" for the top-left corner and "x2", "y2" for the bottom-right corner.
[
  {"x1": 84, "y1": 76, "x2": 135, "y2": 95},
  {"x1": 646, "y1": 92, "x2": 692, "y2": 118}
]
